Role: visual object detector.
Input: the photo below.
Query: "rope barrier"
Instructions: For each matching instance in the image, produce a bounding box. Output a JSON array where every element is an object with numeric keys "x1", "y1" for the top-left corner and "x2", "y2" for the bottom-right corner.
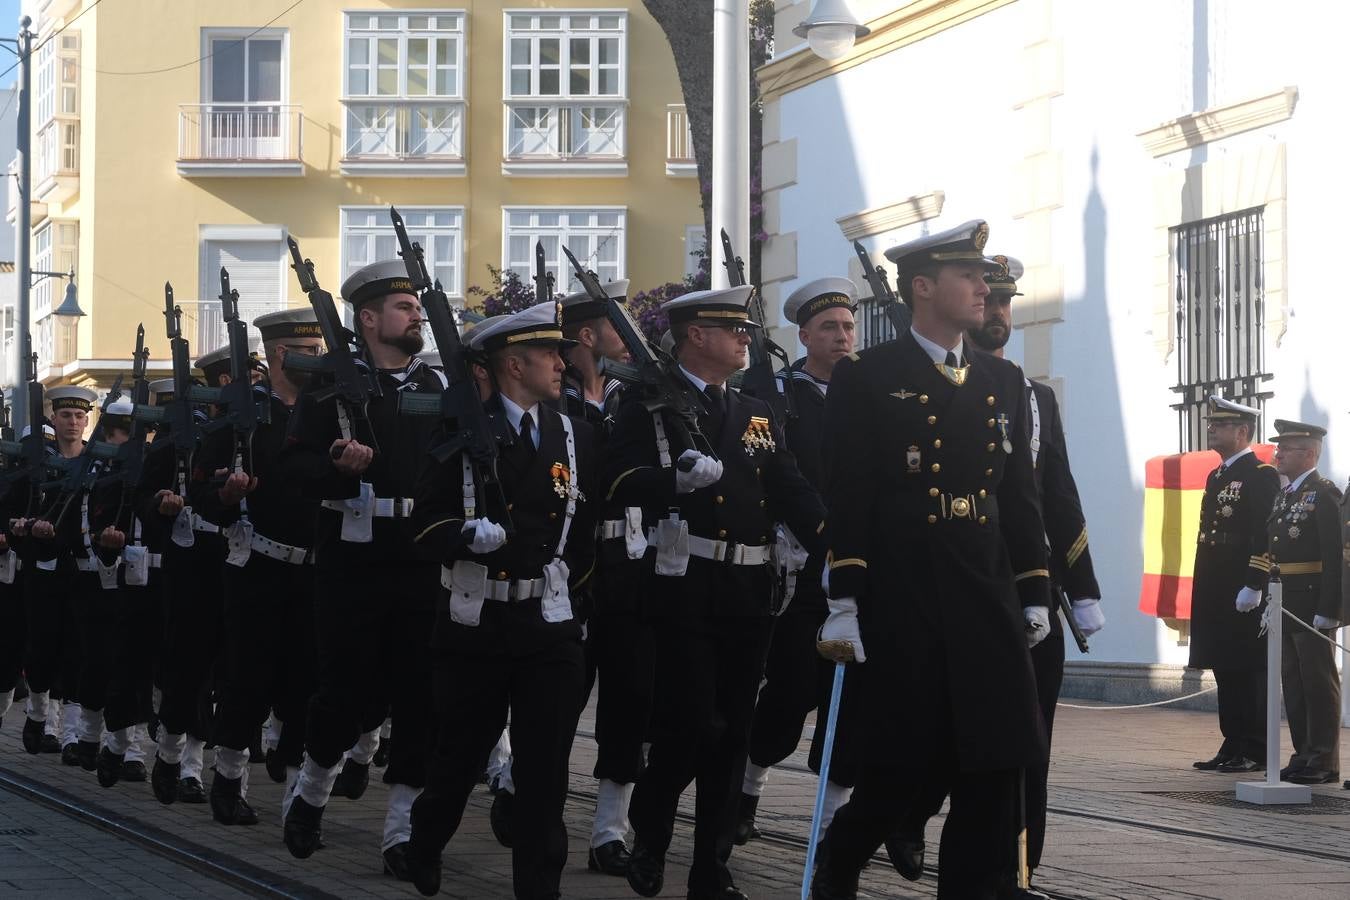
[
  {"x1": 1057, "y1": 685, "x2": 1217, "y2": 710},
  {"x1": 1279, "y1": 606, "x2": 1350, "y2": 654}
]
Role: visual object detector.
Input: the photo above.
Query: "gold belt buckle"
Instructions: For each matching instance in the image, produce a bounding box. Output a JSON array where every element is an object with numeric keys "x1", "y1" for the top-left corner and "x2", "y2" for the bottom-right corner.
[{"x1": 950, "y1": 496, "x2": 971, "y2": 519}]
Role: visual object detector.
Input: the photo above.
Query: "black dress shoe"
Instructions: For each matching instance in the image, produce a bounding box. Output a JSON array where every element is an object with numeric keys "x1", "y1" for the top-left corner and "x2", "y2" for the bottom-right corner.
[
  {"x1": 810, "y1": 864, "x2": 858, "y2": 900},
  {"x1": 210, "y1": 773, "x2": 258, "y2": 826},
  {"x1": 283, "y1": 795, "x2": 325, "y2": 860},
  {"x1": 264, "y1": 748, "x2": 287, "y2": 784},
  {"x1": 151, "y1": 758, "x2": 180, "y2": 804},
  {"x1": 587, "y1": 839, "x2": 631, "y2": 875},
  {"x1": 1288, "y1": 768, "x2": 1339, "y2": 785},
  {"x1": 626, "y1": 839, "x2": 665, "y2": 898},
  {"x1": 61, "y1": 742, "x2": 81, "y2": 766},
  {"x1": 178, "y1": 776, "x2": 207, "y2": 803},
  {"x1": 733, "y1": 793, "x2": 760, "y2": 845},
  {"x1": 383, "y1": 841, "x2": 412, "y2": 881},
  {"x1": 1281, "y1": 763, "x2": 1307, "y2": 780},
  {"x1": 1216, "y1": 756, "x2": 1262, "y2": 773},
  {"x1": 77, "y1": 739, "x2": 100, "y2": 772},
  {"x1": 489, "y1": 788, "x2": 513, "y2": 848},
  {"x1": 21, "y1": 718, "x2": 43, "y2": 754},
  {"x1": 120, "y1": 760, "x2": 148, "y2": 782},
  {"x1": 334, "y1": 758, "x2": 370, "y2": 800},
  {"x1": 405, "y1": 845, "x2": 441, "y2": 896},
  {"x1": 883, "y1": 833, "x2": 924, "y2": 881},
  {"x1": 97, "y1": 748, "x2": 124, "y2": 788},
  {"x1": 40, "y1": 733, "x2": 61, "y2": 753},
  {"x1": 1192, "y1": 753, "x2": 1231, "y2": 771}
]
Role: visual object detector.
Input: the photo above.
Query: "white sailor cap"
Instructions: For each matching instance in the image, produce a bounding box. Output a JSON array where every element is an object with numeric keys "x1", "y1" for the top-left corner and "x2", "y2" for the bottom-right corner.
[
  {"x1": 195, "y1": 346, "x2": 231, "y2": 378},
  {"x1": 148, "y1": 378, "x2": 176, "y2": 400},
  {"x1": 20, "y1": 423, "x2": 56, "y2": 439},
  {"x1": 466, "y1": 302, "x2": 576, "y2": 355},
  {"x1": 340, "y1": 260, "x2": 419, "y2": 308},
  {"x1": 560, "y1": 278, "x2": 629, "y2": 326},
  {"x1": 254, "y1": 307, "x2": 322, "y2": 342},
  {"x1": 783, "y1": 277, "x2": 857, "y2": 327},
  {"x1": 883, "y1": 220, "x2": 1001, "y2": 273},
  {"x1": 47, "y1": 385, "x2": 98, "y2": 411},
  {"x1": 101, "y1": 397, "x2": 135, "y2": 427},
  {"x1": 1205, "y1": 396, "x2": 1260, "y2": 422},
  {"x1": 662, "y1": 285, "x2": 760, "y2": 328},
  {"x1": 984, "y1": 254, "x2": 1025, "y2": 296}
]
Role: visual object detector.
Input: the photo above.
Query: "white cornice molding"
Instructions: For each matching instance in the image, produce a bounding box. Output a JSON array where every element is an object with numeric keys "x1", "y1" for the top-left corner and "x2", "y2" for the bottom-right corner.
[
  {"x1": 1137, "y1": 87, "x2": 1298, "y2": 158},
  {"x1": 835, "y1": 191, "x2": 945, "y2": 242}
]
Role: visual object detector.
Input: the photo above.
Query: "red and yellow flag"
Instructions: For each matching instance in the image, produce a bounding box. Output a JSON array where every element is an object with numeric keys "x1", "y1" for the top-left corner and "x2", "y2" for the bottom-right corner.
[{"x1": 1139, "y1": 445, "x2": 1275, "y2": 619}]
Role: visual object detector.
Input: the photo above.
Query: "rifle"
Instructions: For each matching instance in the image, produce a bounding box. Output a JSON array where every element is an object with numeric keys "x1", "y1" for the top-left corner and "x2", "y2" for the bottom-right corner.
[
  {"x1": 720, "y1": 229, "x2": 794, "y2": 423},
  {"x1": 217, "y1": 267, "x2": 270, "y2": 475},
  {"x1": 852, "y1": 240, "x2": 912, "y2": 337},
  {"x1": 562, "y1": 245, "x2": 713, "y2": 464},
  {"x1": 286, "y1": 236, "x2": 381, "y2": 454},
  {"x1": 532, "y1": 240, "x2": 555, "y2": 305},
  {"x1": 142, "y1": 283, "x2": 203, "y2": 494},
  {"x1": 22, "y1": 354, "x2": 48, "y2": 516},
  {"x1": 389, "y1": 205, "x2": 513, "y2": 533}
]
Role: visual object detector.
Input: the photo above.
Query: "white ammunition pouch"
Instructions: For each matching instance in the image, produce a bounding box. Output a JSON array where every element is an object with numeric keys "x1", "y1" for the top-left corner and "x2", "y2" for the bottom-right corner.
[
  {"x1": 444, "y1": 560, "x2": 488, "y2": 627},
  {"x1": 773, "y1": 525, "x2": 810, "y2": 615},
  {"x1": 653, "y1": 513, "x2": 690, "y2": 577},
  {"x1": 0, "y1": 549, "x2": 16, "y2": 584}
]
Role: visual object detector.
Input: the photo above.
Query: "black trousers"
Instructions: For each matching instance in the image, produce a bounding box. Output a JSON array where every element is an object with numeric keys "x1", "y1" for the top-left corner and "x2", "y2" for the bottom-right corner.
[
  {"x1": 629, "y1": 615, "x2": 773, "y2": 895},
  {"x1": 104, "y1": 577, "x2": 160, "y2": 733},
  {"x1": 22, "y1": 558, "x2": 75, "y2": 697},
  {"x1": 213, "y1": 554, "x2": 317, "y2": 762},
  {"x1": 157, "y1": 538, "x2": 224, "y2": 738},
  {"x1": 588, "y1": 610, "x2": 654, "y2": 785},
  {"x1": 0, "y1": 576, "x2": 25, "y2": 695},
  {"x1": 410, "y1": 633, "x2": 585, "y2": 900},
  {"x1": 304, "y1": 555, "x2": 435, "y2": 788},
  {"x1": 73, "y1": 570, "x2": 114, "y2": 712},
  {"x1": 1213, "y1": 666, "x2": 1266, "y2": 763},
  {"x1": 747, "y1": 605, "x2": 857, "y2": 787},
  {"x1": 1026, "y1": 632, "x2": 1066, "y2": 872}
]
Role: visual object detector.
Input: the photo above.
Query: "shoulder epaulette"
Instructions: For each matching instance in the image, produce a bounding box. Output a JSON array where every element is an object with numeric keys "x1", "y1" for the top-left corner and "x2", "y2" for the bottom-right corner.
[
  {"x1": 845, "y1": 352, "x2": 860, "y2": 362},
  {"x1": 1258, "y1": 463, "x2": 1276, "y2": 470}
]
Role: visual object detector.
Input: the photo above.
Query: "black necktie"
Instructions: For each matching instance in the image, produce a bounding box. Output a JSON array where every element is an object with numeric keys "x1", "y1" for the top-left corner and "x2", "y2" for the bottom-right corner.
[
  {"x1": 517, "y1": 412, "x2": 536, "y2": 460},
  {"x1": 704, "y1": 385, "x2": 726, "y2": 437},
  {"x1": 945, "y1": 351, "x2": 961, "y2": 368}
]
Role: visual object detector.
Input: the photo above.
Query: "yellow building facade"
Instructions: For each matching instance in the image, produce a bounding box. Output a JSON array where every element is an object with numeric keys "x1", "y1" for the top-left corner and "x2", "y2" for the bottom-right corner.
[{"x1": 15, "y1": 0, "x2": 702, "y2": 386}]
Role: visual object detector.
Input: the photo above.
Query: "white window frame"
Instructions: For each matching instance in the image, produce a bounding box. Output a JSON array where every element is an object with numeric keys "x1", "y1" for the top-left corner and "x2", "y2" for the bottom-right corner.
[
  {"x1": 340, "y1": 206, "x2": 466, "y2": 302},
  {"x1": 684, "y1": 225, "x2": 708, "y2": 279},
  {"x1": 501, "y1": 206, "x2": 626, "y2": 294},
  {"x1": 341, "y1": 10, "x2": 468, "y2": 176},
  {"x1": 200, "y1": 27, "x2": 290, "y2": 106},
  {"x1": 501, "y1": 10, "x2": 628, "y2": 176},
  {"x1": 33, "y1": 220, "x2": 78, "y2": 370}
]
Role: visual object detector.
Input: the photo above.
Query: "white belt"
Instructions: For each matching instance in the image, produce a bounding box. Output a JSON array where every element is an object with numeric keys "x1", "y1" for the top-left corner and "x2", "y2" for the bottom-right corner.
[
  {"x1": 439, "y1": 565, "x2": 546, "y2": 603},
  {"x1": 321, "y1": 497, "x2": 415, "y2": 519},
  {"x1": 251, "y1": 533, "x2": 311, "y2": 566},
  {"x1": 647, "y1": 530, "x2": 772, "y2": 566},
  {"x1": 191, "y1": 514, "x2": 220, "y2": 534},
  {"x1": 76, "y1": 552, "x2": 161, "y2": 571},
  {"x1": 600, "y1": 520, "x2": 626, "y2": 541}
]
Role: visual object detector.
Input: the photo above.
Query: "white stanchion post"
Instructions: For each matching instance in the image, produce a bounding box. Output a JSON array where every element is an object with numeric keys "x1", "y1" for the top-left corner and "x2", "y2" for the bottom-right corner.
[{"x1": 1236, "y1": 571, "x2": 1311, "y2": 805}]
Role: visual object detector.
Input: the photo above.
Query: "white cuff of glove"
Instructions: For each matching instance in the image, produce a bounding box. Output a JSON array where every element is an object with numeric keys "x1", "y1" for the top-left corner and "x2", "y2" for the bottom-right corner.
[
  {"x1": 464, "y1": 518, "x2": 507, "y2": 555},
  {"x1": 675, "y1": 450, "x2": 723, "y2": 494},
  {"x1": 1312, "y1": 615, "x2": 1341, "y2": 631},
  {"x1": 1024, "y1": 605, "x2": 1051, "y2": 648},
  {"x1": 818, "y1": 596, "x2": 865, "y2": 663},
  {"x1": 1070, "y1": 598, "x2": 1106, "y2": 637},
  {"x1": 1235, "y1": 586, "x2": 1263, "y2": 613}
]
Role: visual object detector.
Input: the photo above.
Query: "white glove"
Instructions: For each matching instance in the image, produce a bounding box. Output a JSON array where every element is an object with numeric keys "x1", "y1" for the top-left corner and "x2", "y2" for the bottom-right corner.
[
  {"x1": 1024, "y1": 605, "x2": 1051, "y2": 648},
  {"x1": 817, "y1": 596, "x2": 865, "y2": 663},
  {"x1": 463, "y1": 518, "x2": 507, "y2": 555},
  {"x1": 675, "y1": 450, "x2": 723, "y2": 494},
  {"x1": 1312, "y1": 615, "x2": 1341, "y2": 631},
  {"x1": 1235, "y1": 586, "x2": 1263, "y2": 613},
  {"x1": 1071, "y1": 598, "x2": 1106, "y2": 637}
]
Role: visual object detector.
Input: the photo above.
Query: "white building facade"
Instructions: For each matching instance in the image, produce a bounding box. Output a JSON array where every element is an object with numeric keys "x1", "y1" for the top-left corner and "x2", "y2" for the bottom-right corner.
[{"x1": 760, "y1": 0, "x2": 1348, "y2": 697}]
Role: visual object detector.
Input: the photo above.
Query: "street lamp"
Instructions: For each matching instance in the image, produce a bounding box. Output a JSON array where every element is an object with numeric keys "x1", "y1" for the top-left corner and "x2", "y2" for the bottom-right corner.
[
  {"x1": 793, "y1": 0, "x2": 871, "y2": 61},
  {"x1": 34, "y1": 268, "x2": 84, "y2": 366}
]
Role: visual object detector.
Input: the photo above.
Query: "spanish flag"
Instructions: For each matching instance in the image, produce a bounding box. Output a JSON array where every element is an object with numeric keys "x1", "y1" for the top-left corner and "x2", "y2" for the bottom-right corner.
[{"x1": 1138, "y1": 445, "x2": 1275, "y2": 618}]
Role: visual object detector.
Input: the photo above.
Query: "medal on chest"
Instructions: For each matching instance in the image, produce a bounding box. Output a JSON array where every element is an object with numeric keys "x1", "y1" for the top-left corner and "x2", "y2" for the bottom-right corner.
[
  {"x1": 995, "y1": 413, "x2": 1013, "y2": 454},
  {"x1": 742, "y1": 416, "x2": 775, "y2": 456},
  {"x1": 550, "y1": 462, "x2": 583, "y2": 501},
  {"x1": 906, "y1": 445, "x2": 921, "y2": 473}
]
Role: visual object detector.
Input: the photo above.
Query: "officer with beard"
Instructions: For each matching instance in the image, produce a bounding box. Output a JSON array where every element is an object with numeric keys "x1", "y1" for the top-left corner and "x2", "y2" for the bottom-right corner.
[
  {"x1": 191, "y1": 309, "x2": 325, "y2": 827},
  {"x1": 281, "y1": 261, "x2": 444, "y2": 881}
]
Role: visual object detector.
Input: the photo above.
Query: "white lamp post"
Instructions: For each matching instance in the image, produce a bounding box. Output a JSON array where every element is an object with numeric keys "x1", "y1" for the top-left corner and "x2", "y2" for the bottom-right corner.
[
  {"x1": 712, "y1": 0, "x2": 750, "y2": 290},
  {"x1": 793, "y1": 0, "x2": 871, "y2": 61}
]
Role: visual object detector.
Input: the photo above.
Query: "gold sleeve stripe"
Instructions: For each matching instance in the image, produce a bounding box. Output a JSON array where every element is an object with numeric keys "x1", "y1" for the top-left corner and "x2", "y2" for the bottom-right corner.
[
  {"x1": 830, "y1": 557, "x2": 868, "y2": 570},
  {"x1": 414, "y1": 518, "x2": 463, "y2": 544},
  {"x1": 1249, "y1": 555, "x2": 1272, "y2": 571},
  {"x1": 1065, "y1": 527, "x2": 1089, "y2": 568},
  {"x1": 1015, "y1": 569, "x2": 1051, "y2": 582},
  {"x1": 606, "y1": 467, "x2": 644, "y2": 502}
]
